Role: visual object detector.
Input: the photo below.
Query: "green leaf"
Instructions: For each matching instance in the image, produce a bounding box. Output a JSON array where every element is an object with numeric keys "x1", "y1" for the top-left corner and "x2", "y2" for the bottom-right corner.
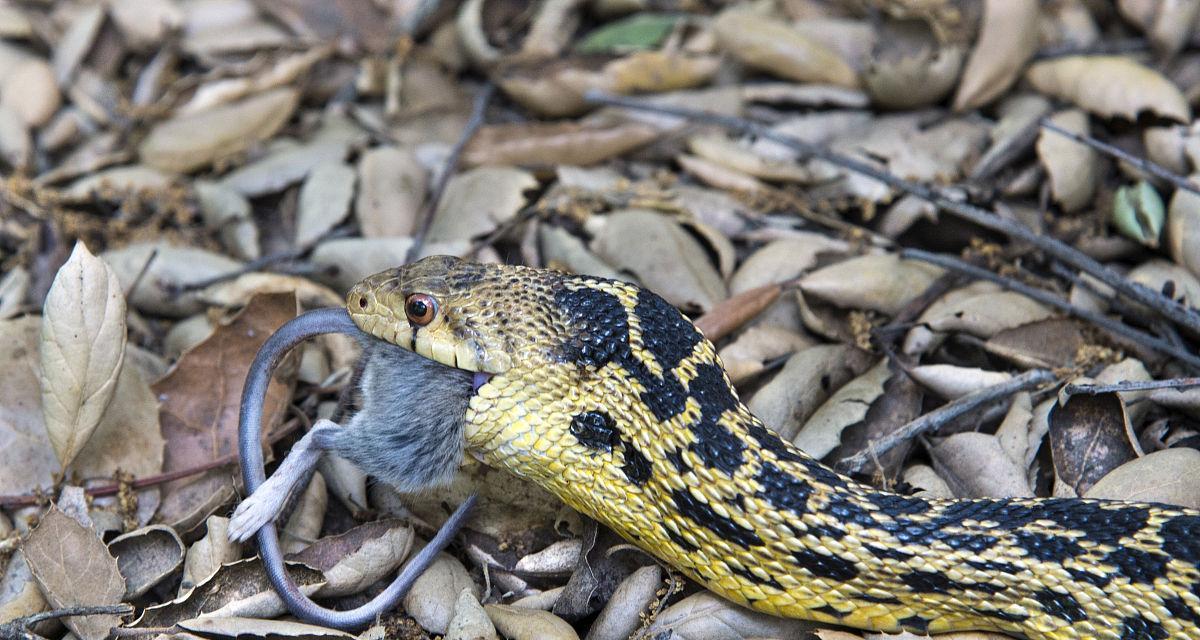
[
  {"x1": 577, "y1": 13, "x2": 679, "y2": 54},
  {"x1": 1112, "y1": 180, "x2": 1165, "y2": 248}
]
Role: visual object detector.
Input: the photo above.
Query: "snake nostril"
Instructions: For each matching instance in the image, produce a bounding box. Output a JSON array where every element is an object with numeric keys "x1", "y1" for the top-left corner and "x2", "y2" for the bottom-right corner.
[{"x1": 357, "y1": 296, "x2": 368, "y2": 309}]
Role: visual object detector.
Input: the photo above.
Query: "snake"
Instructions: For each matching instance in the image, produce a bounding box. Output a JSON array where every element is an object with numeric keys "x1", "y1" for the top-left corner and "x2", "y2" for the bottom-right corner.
[{"x1": 342, "y1": 255, "x2": 1200, "y2": 640}]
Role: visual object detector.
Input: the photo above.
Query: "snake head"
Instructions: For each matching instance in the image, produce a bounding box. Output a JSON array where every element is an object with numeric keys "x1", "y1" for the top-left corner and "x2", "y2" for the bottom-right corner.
[{"x1": 347, "y1": 255, "x2": 562, "y2": 375}]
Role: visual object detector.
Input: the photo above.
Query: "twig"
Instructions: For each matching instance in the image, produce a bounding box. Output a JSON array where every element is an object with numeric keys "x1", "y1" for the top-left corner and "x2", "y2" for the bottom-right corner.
[
  {"x1": 838, "y1": 369, "x2": 1056, "y2": 474},
  {"x1": 173, "y1": 228, "x2": 352, "y2": 295},
  {"x1": 0, "y1": 604, "x2": 133, "y2": 640},
  {"x1": 1033, "y1": 38, "x2": 1150, "y2": 60},
  {"x1": 1063, "y1": 378, "x2": 1200, "y2": 397},
  {"x1": 124, "y1": 248, "x2": 158, "y2": 300},
  {"x1": 902, "y1": 249, "x2": 1200, "y2": 371},
  {"x1": 1039, "y1": 118, "x2": 1200, "y2": 197},
  {"x1": 0, "y1": 418, "x2": 301, "y2": 508},
  {"x1": 409, "y1": 82, "x2": 496, "y2": 260},
  {"x1": 583, "y1": 91, "x2": 1200, "y2": 337}
]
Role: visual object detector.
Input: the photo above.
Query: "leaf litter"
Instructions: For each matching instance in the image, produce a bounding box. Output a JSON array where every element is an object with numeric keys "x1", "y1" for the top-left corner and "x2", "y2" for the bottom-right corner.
[{"x1": 3, "y1": 1, "x2": 1200, "y2": 639}]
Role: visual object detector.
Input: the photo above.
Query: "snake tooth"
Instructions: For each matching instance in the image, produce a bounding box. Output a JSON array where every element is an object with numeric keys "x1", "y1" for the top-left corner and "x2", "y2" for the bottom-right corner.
[{"x1": 348, "y1": 256, "x2": 1200, "y2": 640}]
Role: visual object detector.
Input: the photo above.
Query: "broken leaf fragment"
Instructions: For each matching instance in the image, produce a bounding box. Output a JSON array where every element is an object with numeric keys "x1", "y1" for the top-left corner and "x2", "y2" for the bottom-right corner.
[
  {"x1": 39, "y1": 241, "x2": 127, "y2": 470},
  {"x1": 1112, "y1": 181, "x2": 1165, "y2": 248}
]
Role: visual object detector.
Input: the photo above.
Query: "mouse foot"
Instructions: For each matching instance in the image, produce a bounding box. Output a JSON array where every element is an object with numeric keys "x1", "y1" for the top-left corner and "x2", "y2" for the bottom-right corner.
[{"x1": 229, "y1": 419, "x2": 342, "y2": 542}]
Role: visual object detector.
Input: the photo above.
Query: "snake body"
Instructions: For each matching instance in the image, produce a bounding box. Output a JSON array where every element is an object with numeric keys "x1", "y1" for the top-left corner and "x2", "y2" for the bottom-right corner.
[{"x1": 347, "y1": 255, "x2": 1200, "y2": 640}]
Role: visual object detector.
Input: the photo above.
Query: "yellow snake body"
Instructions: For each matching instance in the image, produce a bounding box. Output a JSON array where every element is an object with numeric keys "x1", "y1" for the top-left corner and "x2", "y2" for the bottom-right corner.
[{"x1": 348, "y1": 256, "x2": 1200, "y2": 640}]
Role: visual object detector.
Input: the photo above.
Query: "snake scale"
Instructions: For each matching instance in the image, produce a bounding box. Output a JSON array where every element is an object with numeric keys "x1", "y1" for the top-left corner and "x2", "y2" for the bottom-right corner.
[{"x1": 346, "y1": 255, "x2": 1200, "y2": 640}]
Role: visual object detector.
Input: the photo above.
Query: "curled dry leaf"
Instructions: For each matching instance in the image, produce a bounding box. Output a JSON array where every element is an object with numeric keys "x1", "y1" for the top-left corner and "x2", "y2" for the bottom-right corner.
[
  {"x1": 1112, "y1": 180, "x2": 1165, "y2": 248},
  {"x1": 153, "y1": 293, "x2": 298, "y2": 529},
  {"x1": 749, "y1": 344, "x2": 874, "y2": 441},
  {"x1": 0, "y1": 266, "x2": 29, "y2": 320},
  {"x1": 591, "y1": 209, "x2": 727, "y2": 311},
  {"x1": 199, "y1": 272, "x2": 343, "y2": 311},
  {"x1": 356, "y1": 146, "x2": 426, "y2": 238},
  {"x1": 23, "y1": 507, "x2": 126, "y2": 640},
  {"x1": 645, "y1": 592, "x2": 814, "y2": 640},
  {"x1": 923, "y1": 290, "x2": 1055, "y2": 338},
  {"x1": 1026, "y1": 55, "x2": 1191, "y2": 123},
  {"x1": 794, "y1": 359, "x2": 890, "y2": 459},
  {"x1": 910, "y1": 365, "x2": 1013, "y2": 400},
  {"x1": 952, "y1": 0, "x2": 1039, "y2": 110},
  {"x1": 288, "y1": 520, "x2": 415, "y2": 598},
  {"x1": 425, "y1": 167, "x2": 538, "y2": 244},
  {"x1": 1086, "y1": 447, "x2": 1200, "y2": 508},
  {"x1": 729, "y1": 235, "x2": 850, "y2": 295},
  {"x1": 1037, "y1": 109, "x2": 1097, "y2": 212},
  {"x1": 863, "y1": 19, "x2": 963, "y2": 110},
  {"x1": 712, "y1": 10, "x2": 858, "y2": 87},
  {"x1": 178, "y1": 616, "x2": 355, "y2": 638},
  {"x1": 1128, "y1": 259, "x2": 1200, "y2": 309},
  {"x1": 134, "y1": 557, "x2": 324, "y2": 627},
  {"x1": 585, "y1": 564, "x2": 661, "y2": 640},
  {"x1": 404, "y1": 553, "x2": 481, "y2": 635},
  {"x1": 688, "y1": 134, "x2": 813, "y2": 182},
  {"x1": 108, "y1": 526, "x2": 185, "y2": 599},
  {"x1": 139, "y1": 88, "x2": 301, "y2": 173},
  {"x1": 39, "y1": 242, "x2": 127, "y2": 470},
  {"x1": 800, "y1": 254, "x2": 942, "y2": 315},
  {"x1": 464, "y1": 121, "x2": 659, "y2": 168},
  {"x1": 446, "y1": 588, "x2": 498, "y2": 640},
  {"x1": 181, "y1": 516, "x2": 241, "y2": 594},
  {"x1": 931, "y1": 432, "x2": 1034, "y2": 499},
  {"x1": 1049, "y1": 391, "x2": 1139, "y2": 496},
  {"x1": 485, "y1": 603, "x2": 580, "y2": 640}
]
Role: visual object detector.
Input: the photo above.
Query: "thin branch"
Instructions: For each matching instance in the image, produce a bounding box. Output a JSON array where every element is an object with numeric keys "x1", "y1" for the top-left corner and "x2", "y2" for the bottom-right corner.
[
  {"x1": 409, "y1": 82, "x2": 496, "y2": 260},
  {"x1": 1063, "y1": 378, "x2": 1200, "y2": 397},
  {"x1": 838, "y1": 369, "x2": 1057, "y2": 474},
  {"x1": 19, "y1": 605, "x2": 132, "y2": 627},
  {"x1": 0, "y1": 418, "x2": 301, "y2": 508},
  {"x1": 1039, "y1": 118, "x2": 1200, "y2": 197},
  {"x1": 173, "y1": 228, "x2": 352, "y2": 294},
  {"x1": 902, "y1": 249, "x2": 1200, "y2": 371},
  {"x1": 583, "y1": 91, "x2": 1200, "y2": 336}
]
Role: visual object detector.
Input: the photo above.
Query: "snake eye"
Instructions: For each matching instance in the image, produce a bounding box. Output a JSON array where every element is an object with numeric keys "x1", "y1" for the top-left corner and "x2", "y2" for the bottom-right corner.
[{"x1": 405, "y1": 293, "x2": 438, "y2": 326}]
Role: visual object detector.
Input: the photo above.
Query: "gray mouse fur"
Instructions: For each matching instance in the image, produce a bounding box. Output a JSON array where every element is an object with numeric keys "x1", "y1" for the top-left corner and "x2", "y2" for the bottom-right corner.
[{"x1": 318, "y1": 336, "x2": 475, "y2": 493}]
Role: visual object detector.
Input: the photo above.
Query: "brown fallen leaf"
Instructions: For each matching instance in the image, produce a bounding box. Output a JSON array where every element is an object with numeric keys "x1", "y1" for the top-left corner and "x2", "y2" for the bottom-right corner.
[
  {"x1": 108, "y1": 525, "x2": 184, "y2": 599},
  {"x1": 463, "y1": 121, "x2": 659, "y2": 168},
  {"x1": 712, "y1": 10, "x2": 859, "y2": 88},
  {"x1": 794, "y1": 359, "x2": 891, "y2": 459},
  {"x1": 695, "y1": 281, "x2": 782, "y2": 342},
  {"x1": 39, "y1": 242, "x2": 127, "y2": 470},
  {"x1": 1036, "y1": 109, "x2": 1098, "y2": 212},
  {"x1": 1025, "y1": 55, "x2": 1191, "y2": 122},
  {"x1": 1049, "y1": 391, "x2": 1140, "y2": 496},
  {"x1": 952, "y1": 0, "x2": 1039, "y2": 110},
  {"x1": 23, "y1": 507, "x2": 126, "y2": 640},
  {"x1": 0, "y1": 317, "x2": 61, "y2": 495},
  {"x1": 153, "y1": 292, "x2": 299, "y2": 528}
]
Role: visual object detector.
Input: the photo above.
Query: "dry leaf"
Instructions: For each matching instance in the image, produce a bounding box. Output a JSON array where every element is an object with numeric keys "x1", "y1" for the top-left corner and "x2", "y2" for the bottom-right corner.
[
  {"x1": 446, "y1": 588, "x2": 498, "y2": 640},
  {"x1": 591, "y1": 209, "x2": 727, "y2": 312},
  {"x1": 356, "y1": 146, "x2": 426, "y2": 238},
  {"x1": 485, "y1": 604, "x2": 579, "y2": 640},
  {"x1": 1128, "y1": 259, "x2": 1200, "y2": 308},
  {"x1": 923, "y1": 290, "x2": 1055, "y2": 338},
  {"x1": 108, "y1": 526, "x2": 185, "y2": 599},
  {"x1": 0, "y1": 317, "x2": 63, "y2": 494},
  {"x1": 749, "y1": 344, "x2": 874, "y2": 441},
  {"x1": 695, "y1": 282, "x2": 783, "y2": 342},
  {"x1": 179, "y1": 615, "x2": 355, "y2": 638},
  {"x1": 984, "y1": 317, "x2": 1084, "y2": 369},
  {"x1": 952, "y1": 0, "x2": 1039, "y2": 110},
  {"x1": 405, "y1": 553, "x2": 481, "y2": 635},
  {"x1": 281, "y1": 473, "x2": 327, "y2": 554},
  {"x1": 585, "y1": 565, "x2": 661, "y2": 640},
  {"x1": 180, "y1": 516, "x2": 241, "y2": 594},
  {"x1": 39, "y1": 242, "x2": 127, "y2": 470},
  {"x1": 800, "y1": 254, "x2": 942, "y2": 315},
  {"x1": 794, "y1": 359, "x2": 890, "y2": 459},
  {"x1": 718, "y1": 326, "x2": 814, "y2": 385},
  {"x1": 139, "y1": 88, "x2": 300, "y2": 172},
  {"x1": 425, "y1": 167, "x2": 538, "y2": 244},
  {"x1": 464, "y1": 121, "x2": 659, "y2": 168},
  {"x1": 645, "y1": 592, "x2": 813, "y2": 640},
  {"x1": 290, "y1": 519, "x2": 415, "y2": 597},
  {"x1": 712, "y1": 10, "x2": 858, "y2": 87},
  {"x1": 909, "y1": 365, "x2": 1013, "y2": 400},
  {"x1": 24, "y1": 507, "x2": 126, "y2": 640},
  {"x1": 1049, "y1": 391, "x2": 1139, "y2": 496},
  {"x1": 297, "y1": 161, "x2": 356, "y2": 246},
  {"x1": 1026, "y1": 55, "x2": 1190, "y2": 122},
  {"x1": 1037, "y1": 109, "x2": 1097, "y2": 212},
  {"x1": 103, "y1": 242, "x2": 243, "y2": 317},
  {"x1": 1167, "y1": 177, "x2": 1200, "y2": 279},
  {"x1": 153, "y1": 293, "x2": 298, "y2": 528},
  {"x1": 1086, "y1": 447, "x2": 1200, "y2": 508},
  {"x1": 931, "y1": 432, "x2": 1034, "y2": 498}
]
